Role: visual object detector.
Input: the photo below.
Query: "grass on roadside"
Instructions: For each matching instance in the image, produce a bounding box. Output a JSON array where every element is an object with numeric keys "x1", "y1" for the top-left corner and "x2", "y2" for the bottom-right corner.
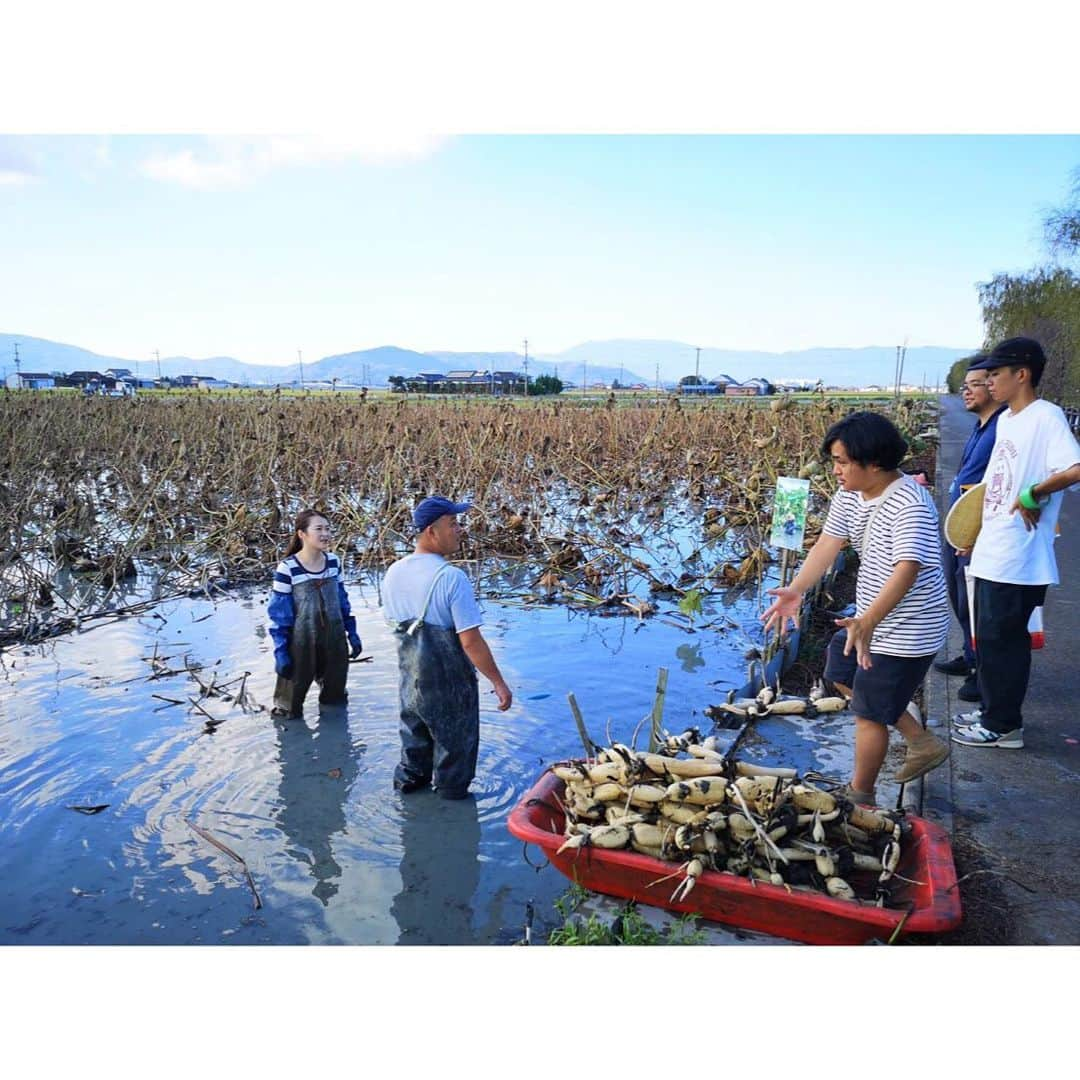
[{"x1": 547, "y1": 882, "x2": 707, "y2": 945}]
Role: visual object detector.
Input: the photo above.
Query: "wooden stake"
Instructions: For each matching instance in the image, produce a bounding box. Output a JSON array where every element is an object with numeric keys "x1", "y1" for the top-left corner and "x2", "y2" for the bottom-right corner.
[
  {"x1": 566, "y1": 692, "x2": 594, "y2": 758},
  {"x1": 648, "y1": 666, "x2": 669, "y2": 753}
]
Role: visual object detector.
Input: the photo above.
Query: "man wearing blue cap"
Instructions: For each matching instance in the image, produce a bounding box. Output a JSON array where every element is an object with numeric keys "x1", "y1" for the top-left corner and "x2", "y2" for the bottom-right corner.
[
  {"x1": 951, "y1": 338, "x2": 1080, "y2": 749},
  {"x1": 382, "y1": 495, "x2": 513, "y2": 798}
]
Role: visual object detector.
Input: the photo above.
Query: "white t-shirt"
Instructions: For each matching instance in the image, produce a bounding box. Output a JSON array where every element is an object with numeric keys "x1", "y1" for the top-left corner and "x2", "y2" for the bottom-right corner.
[
  {"x1": 970, "y1": 398, "x2": 1080, "y2": 586},
  {"x1": 381, "y1": 552, "x2": 484, "y2": 632},
  {"x1": 822, "y1": 473, "x2": 949, "y2": 656}
]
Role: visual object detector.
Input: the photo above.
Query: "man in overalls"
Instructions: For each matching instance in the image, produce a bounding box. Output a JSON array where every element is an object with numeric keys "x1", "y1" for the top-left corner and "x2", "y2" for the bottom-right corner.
[{"x1": 382, "y1": 497, "x2": 513, "y2": 799}]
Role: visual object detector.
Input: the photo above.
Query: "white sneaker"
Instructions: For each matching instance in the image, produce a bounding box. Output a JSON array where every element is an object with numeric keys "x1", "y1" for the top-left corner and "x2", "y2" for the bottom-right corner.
[
  {"x1": 952, "y1": 709, "x2": 984, "y2": 727},
  {"x1": 950, "y1": 721, "x2": 1024, "y2": 749}
]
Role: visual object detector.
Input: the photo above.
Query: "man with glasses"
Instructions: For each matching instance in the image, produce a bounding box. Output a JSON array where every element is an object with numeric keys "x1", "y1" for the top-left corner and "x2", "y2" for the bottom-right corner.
[
  {"x1": 952, "y1": 338, "x2": 1080, "y2": 749},
  {"x1": 933, "y1": 357, "x2": 1006, "y2": 702}
]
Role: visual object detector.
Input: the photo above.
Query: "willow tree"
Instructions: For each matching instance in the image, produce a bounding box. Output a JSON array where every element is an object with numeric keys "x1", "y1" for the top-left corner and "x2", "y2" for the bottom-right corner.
[{"x1": 977, "y1": 168, "x2": 1080, "y2": 405}]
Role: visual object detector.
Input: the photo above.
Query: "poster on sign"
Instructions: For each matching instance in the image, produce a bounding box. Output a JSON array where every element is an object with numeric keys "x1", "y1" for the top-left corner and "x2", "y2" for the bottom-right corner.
[{"x1": 769, "y1": 477, "x2": 811, "y2": 552}]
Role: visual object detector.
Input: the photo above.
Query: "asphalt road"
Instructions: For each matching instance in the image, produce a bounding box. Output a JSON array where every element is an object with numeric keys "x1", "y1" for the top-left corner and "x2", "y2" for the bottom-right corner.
[{"x1": 915, "y1": 392, "x2": 1080, "y2": 945}]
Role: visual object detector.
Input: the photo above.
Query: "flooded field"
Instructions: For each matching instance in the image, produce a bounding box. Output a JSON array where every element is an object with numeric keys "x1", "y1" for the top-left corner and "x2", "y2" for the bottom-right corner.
[
  {"x1": 1, "y1": 394, "x2": 934, "y2": 944},
  {"x1": 0, "y1": 568, "x2": 911, "y2": 946}
]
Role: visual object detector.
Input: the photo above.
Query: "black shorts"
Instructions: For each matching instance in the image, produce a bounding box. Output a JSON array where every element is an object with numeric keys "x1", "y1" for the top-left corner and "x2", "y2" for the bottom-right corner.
[{"x1": 823, "y1": 629, "x2": 934, "y2": 727}]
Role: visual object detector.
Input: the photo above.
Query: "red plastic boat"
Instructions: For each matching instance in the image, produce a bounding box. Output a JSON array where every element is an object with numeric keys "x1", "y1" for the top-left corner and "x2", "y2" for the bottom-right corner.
[{"x1": 507, "y1": 769, "x2": 963, "y2": 945}]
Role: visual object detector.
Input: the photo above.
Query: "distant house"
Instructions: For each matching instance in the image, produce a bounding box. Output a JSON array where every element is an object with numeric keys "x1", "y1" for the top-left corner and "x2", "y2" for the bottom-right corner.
[
  {"x1": 66, "y1": 370, "x2": 106, "y2": 388},
  {"x1": 725, "y1": 377, "x2": 774, "y2": 397},
  {"x1": 445, "y1": 369, "x2": 483, "y2": 389},
  {"x1": 104, "y1": 368, "x2": 132, "y2": 380},
  {"x1": 413, "y1": 372, "x2": 448, "y2": 389},
  {"x1": 175, "y1": 375, "x2": 202, "y2": 388},
  {"x1": 442, "y1": 369, "x2": 524, "y2": 393},
  {"x1": 197, "y1": 377, "x2": 231, "y2": 390},
  {"x1": 6, "y1": 371, "x2": 55, "y2": 389}
]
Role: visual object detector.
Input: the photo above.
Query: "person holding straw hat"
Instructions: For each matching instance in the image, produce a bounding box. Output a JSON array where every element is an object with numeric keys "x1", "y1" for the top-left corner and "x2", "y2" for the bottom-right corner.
[{"x1": 933, "y1": 356, "x2": 1006, "y2": 703}]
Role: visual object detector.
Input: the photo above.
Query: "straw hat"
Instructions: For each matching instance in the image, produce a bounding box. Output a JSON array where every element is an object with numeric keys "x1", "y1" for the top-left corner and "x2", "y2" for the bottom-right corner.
[{"x1": 944, "y1": 482, "x2": 986, "y2": 549}]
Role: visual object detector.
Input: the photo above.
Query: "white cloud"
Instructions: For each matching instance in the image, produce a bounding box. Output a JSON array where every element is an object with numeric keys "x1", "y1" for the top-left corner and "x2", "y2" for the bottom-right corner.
[
  {"x1": 0, "y1": 169, "x2": 36, "y2": 186},
  {"x1": 138, "y1": 134, "x2": 449, "y2": 189},
  {"x1": 0, "y1": 136, "x2": 40, "y2": 185}
]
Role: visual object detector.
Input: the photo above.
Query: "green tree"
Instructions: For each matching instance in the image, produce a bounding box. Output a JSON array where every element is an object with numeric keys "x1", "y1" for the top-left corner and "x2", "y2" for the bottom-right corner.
[
  {"x1": 977, "y1": 167, "x2": 1080, "y2": 405},
  {"x1": 978, "y1": 267, "x2": 1080, "y2": 405},
  {"x1": 528, "y1": 373, "x2": 563, "y2": 396},
  {"x1": 1043, "y1": 166, "x2": 1080, "y2": 259}
]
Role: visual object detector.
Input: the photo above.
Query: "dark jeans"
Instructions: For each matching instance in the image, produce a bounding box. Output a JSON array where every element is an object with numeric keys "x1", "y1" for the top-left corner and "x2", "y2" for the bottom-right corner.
[
  {"x1": 943, "y1": 540, "x2": 975, "y2": 666},
  {"x1": 974, "y1": 578, "x2": 1047, "y2": 734}
]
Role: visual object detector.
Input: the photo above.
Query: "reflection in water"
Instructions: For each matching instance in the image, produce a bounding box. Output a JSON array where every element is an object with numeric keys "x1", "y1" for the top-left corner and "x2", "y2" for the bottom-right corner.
[
  {"x1": 274, "y1": 705, "x2": 363, "y2": 906},
  {"x1": 391, "y1": 792, "x2": 481, "y2": 944},
  {"x1": 675, "y1": 642, "x2": 705, "y2": 673}
]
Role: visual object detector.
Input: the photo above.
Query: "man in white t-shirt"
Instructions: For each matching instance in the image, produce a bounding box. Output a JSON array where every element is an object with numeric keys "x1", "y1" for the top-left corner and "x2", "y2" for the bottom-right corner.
[
  {"x1": 952, "y1": 338, "x2": 1080, "y2": 749},
  {"x1": 382, "y1": 496, "x2": 512, "y2": 798}
]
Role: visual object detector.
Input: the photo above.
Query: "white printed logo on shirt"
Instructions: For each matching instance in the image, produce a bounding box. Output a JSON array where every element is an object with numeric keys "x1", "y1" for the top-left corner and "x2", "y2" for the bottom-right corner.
[{"x1": 984, "y1": 438, "x2": 1016, "y2": 518}]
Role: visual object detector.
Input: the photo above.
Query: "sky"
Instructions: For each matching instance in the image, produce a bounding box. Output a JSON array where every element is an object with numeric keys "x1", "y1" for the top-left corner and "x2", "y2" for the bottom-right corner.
[{"x1": 3, "y1": 132, "x2": 1077, "y2": 366}]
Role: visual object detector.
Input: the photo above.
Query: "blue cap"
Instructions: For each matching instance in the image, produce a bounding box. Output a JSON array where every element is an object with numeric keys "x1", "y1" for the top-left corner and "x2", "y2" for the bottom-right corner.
[{"x1": 412, "y1": 496, "x2": 473, "y2": 531}]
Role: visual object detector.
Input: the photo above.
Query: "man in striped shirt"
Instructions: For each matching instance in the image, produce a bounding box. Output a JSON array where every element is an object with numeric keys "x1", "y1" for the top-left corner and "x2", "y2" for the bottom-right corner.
[{"x1": 763, "y1": 411, "x2": 951, "y2": 804}]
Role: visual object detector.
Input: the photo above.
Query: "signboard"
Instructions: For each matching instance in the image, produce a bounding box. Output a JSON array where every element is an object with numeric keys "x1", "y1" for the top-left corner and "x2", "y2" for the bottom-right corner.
[{"x1": 769, "y1": 476, "x2": 811, "y2": 551}]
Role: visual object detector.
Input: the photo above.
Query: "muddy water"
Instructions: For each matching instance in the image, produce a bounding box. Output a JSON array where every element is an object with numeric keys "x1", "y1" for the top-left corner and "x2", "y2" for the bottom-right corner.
[{"x1": 0, "y1": 577, "x2": 886, "y2": 945}]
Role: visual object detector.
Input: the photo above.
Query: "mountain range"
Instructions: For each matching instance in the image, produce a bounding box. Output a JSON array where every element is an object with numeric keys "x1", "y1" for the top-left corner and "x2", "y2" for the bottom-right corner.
[{"x1": 1, "y1": 332, "x2": 977, "y2": 389}]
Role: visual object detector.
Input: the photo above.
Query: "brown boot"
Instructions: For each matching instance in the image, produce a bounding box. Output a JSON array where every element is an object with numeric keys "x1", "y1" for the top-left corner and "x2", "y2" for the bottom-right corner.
[{"x1": 895, "y1": 731, "x2": 950, "y2": 783}]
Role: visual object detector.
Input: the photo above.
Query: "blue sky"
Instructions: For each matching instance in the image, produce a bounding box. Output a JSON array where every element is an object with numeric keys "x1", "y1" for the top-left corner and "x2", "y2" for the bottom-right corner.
[{"x1": 2, "y1": 133, "x2": 1077, "y2": 365}]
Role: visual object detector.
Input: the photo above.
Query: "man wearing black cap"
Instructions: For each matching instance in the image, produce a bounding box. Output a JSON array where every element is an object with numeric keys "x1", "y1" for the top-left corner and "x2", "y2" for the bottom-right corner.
[
  {"x1": 933, "y1": 356, "x2": 1007, "y2": 701},
  {"x1": 382, "y1": 496, "x2": 513, "y2": 798},
  {"x1": 951, "y1": 338, "x2": 1080, "y2": 749}
]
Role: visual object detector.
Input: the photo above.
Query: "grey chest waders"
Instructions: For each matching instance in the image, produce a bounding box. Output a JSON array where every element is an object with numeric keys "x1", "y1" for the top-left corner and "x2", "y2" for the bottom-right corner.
[
  {"x1": 273, "y1": 575, "x2": 350, "y2": 718},
  {"x1": 393, "y1": 565, "x2": 479, "y2": 799}
]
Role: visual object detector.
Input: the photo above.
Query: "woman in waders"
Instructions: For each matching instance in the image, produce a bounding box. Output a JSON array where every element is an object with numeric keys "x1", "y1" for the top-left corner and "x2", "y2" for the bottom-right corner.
[{"x1": 269, "y1": 510, "x2": 363, "y2": 719}]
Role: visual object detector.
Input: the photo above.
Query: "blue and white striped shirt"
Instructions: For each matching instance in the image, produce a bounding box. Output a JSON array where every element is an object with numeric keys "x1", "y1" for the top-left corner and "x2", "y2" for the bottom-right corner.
[
  {"x1": 822, "y1": 474, "x2": 949, "y2": 657},
  {"x1": 272, "y1": 552, "x2": 343, "y2": 595}
]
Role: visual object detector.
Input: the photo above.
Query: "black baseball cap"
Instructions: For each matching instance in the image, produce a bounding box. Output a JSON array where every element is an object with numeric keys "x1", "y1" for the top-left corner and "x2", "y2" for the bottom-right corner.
[{"x1": 968, "y1": 337, "x2": 1046, "y2": 380}]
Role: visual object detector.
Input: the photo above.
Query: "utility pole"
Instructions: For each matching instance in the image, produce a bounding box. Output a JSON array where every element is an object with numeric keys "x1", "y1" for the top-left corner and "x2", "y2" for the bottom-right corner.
[
  {"x1": 154, "y1": 349, "x2": 162, "y2": 381},
  {"x1": 582, "y1": 358, "x2": 587, "y2": 399},
  {"x1": 298, "y1": 349, "x2": 305, "y2": 389},
  {"x1": 523, "y1": 337, "x2": 529, "y2": 395},
  {"x1": 14, "y1": 341, "x2": 21, "y2": 374},
  {"x1": 893, "y1": 339, "x2": 908, "y2": 399},
  {"x1": 695, "y1": 346, "x2": 701, "y2": 383}
]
